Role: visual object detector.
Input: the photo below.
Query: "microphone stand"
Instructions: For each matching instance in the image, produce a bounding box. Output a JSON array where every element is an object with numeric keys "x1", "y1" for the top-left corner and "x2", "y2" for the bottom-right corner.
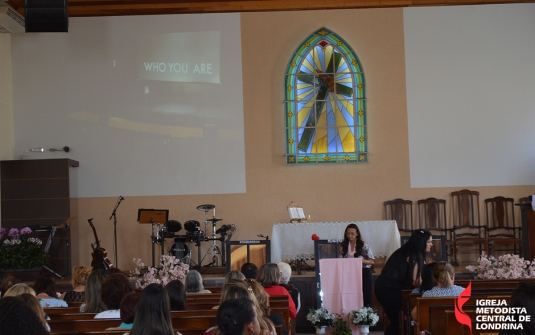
[{"x1": 109, "y1": 196, "x2": 124, "y2": 268}]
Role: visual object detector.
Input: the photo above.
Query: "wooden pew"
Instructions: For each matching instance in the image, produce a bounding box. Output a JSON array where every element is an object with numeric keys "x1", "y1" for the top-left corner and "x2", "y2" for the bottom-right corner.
[
  {"x1": 45, "y1": 306, "x2": 82, "y2": 315},
  {"x1": 48, "y1": 315, "x2": 219, "y2": 333},
  {"x1": 415, "y1": 295, "x2": 511, "y2": 335}
]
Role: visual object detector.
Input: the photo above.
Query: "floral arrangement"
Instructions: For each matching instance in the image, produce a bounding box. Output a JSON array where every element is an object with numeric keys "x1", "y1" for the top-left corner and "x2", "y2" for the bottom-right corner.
[
  {"x1": 306, "y1": 307, "x2": 335, "y2": 328},
  {"x1": 466, "y1": 252, "x2": 535, "y2": 279},
  {"x1": 350, "y1": 306, "x2": 379, "y2": 326},
  {"x1": 0, "y1": 227, "x2": 49, "y2": 269},
  {"x1": 331, "y1": 313, "x2": 352, "y2": 335},
  {"x1": 130, "y1": 255, "x2": 189, "y2": 289}
]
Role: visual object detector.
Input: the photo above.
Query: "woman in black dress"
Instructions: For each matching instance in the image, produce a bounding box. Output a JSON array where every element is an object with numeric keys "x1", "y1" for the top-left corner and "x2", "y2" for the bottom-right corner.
[
  {"x1": 374, "y1": 229, "x2": 432, "y2": 335},
  {"x1": 340, "y1": 223, "x2": 375, "y2": 307}
]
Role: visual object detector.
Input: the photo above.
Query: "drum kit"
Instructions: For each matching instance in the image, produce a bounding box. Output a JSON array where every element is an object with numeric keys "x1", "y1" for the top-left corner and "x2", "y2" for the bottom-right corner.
[{"x1": 156, "y1": 204, "x2": 235, "y2": 269}]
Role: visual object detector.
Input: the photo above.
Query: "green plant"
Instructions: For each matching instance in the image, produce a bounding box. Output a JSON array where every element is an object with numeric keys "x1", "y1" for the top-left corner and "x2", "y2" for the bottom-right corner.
[
  {"x1": 0, "y1": 227, "x2": 49, "y2": 269},
  {"x1": 331, "y1": 313, "x2": 352, "y2": 335}
]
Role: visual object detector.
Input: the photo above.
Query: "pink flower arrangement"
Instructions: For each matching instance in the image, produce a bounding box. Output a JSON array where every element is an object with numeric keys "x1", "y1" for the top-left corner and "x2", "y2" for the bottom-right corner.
[
  {"x1": 130, "y1": 255, "x2": 189, "y2": 289},
  {"x1": 466, "y1": 252, "x2": 535, "y2": 279}
]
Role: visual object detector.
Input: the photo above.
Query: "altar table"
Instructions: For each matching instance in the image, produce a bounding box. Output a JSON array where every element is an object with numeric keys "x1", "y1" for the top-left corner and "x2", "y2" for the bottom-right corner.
[{"x1": 271, "y1": 221, "x2": 400, "y2": 262}]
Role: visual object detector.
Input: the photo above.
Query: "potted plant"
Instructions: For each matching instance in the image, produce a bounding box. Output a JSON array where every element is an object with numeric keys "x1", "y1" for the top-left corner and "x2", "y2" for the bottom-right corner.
[
  {"x1": 306, "y1": 307, "x2": 335, "y2": 334},
  {"x1": 130, "y1": 255, "x2": 189, "y2": 289},
  {"x1": 331, "y1": 313, "x2": 352, "y2": 335},
  {"x1": 0, "y1": 227, "x2": 49, "y2": 279},
  {"x1": 350, "y1": 306, "x2": 379, "y2": 335}
]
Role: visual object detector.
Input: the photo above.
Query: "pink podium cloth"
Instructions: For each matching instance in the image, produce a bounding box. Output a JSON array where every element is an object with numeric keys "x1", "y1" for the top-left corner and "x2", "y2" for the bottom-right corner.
[{"x1": 319, "y1": 258, "x2": 363, "y2": 335}]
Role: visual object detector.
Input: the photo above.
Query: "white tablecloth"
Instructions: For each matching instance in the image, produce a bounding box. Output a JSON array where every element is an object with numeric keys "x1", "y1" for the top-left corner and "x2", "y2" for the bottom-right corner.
[{"x1": 271, "y1": 221, "x2": 400, "y2": 262}]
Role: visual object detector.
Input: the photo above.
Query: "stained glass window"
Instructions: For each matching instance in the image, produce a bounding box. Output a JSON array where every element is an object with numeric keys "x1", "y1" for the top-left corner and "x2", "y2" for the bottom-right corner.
[{"x1": 285, "y1": 28, "x2": 366, "y2": 164}]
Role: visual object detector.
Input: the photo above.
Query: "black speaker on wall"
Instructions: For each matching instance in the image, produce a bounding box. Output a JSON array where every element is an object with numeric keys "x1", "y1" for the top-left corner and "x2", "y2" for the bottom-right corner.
[{"x1": 24, "y1": 0, "x2": 68, "y2": 33}]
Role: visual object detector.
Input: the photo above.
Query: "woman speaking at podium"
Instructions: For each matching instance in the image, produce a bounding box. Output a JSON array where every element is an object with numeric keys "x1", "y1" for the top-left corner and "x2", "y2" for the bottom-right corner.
[
  {"x1": 340, "y1": 223, "x2": 375, "y2": 308},
  {"x1": 374, "y1": 229, "x2": 432, "y2": 335}
]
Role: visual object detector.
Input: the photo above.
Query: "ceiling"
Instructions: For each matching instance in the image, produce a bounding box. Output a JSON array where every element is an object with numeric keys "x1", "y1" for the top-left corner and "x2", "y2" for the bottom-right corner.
[{"x1": 5, "y1": 0, "x2": 535, "y2": 17}]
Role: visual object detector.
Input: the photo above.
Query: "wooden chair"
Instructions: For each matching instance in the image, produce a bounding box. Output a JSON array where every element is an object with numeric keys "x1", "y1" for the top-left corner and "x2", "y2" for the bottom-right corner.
[
  {"x1": 417, "y1": 197, "x2": 452, "y2": 262},
  {"x1": 485, "y1": 196, "x2": 521, "y2": 256},
  {"x1": 450, "y1": 189, "x2": 487, "y2": 265},
  {"x1": 384, "y1": 198, "x2": 414, "y2": 234}
]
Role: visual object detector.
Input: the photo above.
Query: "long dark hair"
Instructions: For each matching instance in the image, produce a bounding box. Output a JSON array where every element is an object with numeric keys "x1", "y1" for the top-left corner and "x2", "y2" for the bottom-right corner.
[
  {"x1": 130, "y1": 283, "x2": 174, "y2": 335},
  {"x1": 401, "y1": 230, "x2": 432, "y2": 283},
  {"x1": 510, "y1": 282, "x2": 535, "y2": 335},
  {"x1": 340, "y1": 224, "x2": 364, "y2": 257},
  {"x1": 165, "y1": 279, "x2": 186, "y2": 311},
  {"x1": 0, "y1": 297, "x2": 49, "y2": 335},
  {"x1": 217, "y1": 298, "x2": 256, "y2": 335}
]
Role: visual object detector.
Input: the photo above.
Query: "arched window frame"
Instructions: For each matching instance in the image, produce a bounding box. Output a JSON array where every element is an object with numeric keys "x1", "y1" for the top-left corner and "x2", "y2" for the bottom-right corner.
[{"x1": 285, "y1": 27, "x2": 367, "y2": 164}]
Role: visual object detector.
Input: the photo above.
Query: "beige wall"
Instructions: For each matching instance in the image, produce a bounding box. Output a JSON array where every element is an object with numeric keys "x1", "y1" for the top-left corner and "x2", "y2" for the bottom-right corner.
[
  {"x1": 0, "y1": 33, "x2": 14, "y2": 161},
  {"x1": 3, "y1": 9, "x2": 534, "y2": 270},
  {"x1": 72, "y1": 8, "x2": 534, "y2": 271}
]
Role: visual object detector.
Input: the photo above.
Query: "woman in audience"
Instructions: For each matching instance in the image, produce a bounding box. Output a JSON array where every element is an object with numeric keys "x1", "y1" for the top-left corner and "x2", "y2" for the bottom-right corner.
[
  {"x1": 107, "y1": 291, "x2": 141, "y2": 330},
  {"x1": 499, "y1": 281, "x2": 535, "y2": 335},
  {"x1": 340, "y1": 223, "x2": 375, "y2": 307},
  {"x1": 277, "y1": 262, "x2": 301, "y2": 314},
  {"x1": 129, "y1": 283, "x2": 177, "y2": 335},
  {"x1": 411, "y1": 262, "x2": 437, "y2": 294},
  {"x1": 256, "y1": 263, "x2": 296, "y2": 319},
  {"x1": 81, "y1": 268, "x2": 107, "y2": 313},
  {"x1": 410, "y1": 262, "x2": 464, "y2": 320},
  {"x1": 166, "y1": 279, "x2": 187, "y2": 311},
  {"x1": 3, "y1": 283, "x2": 36, "y2": 297},
  {"x1": 60, "y1": 265, "x2": 91, "y2": 302},
  {"x1": 216, "y1": 298, "x2": 261, "y2": 335},
  {"x1": 96, "y1": 273, "x2": 134, "y2": 318},
  {"x1": 185, "y1": 270, "x2": 212, "y2": 294},
  {"x1": 0, "y1": 296, "x2": 49, "y2": 335},
  {"x1": 33, "y1": 276, "x2": 68, "y2": 308},
  {"x1": 18, "y1": 293, "x2": 51, "y2": 332},
  {"x1": 225, "y1": 270, "x2": 246, "y2": 283},
  {"x1": 374, "y1": 229, "x2": 432, "y2": 335},
  {"x1": 247, "y1": 279, "x2": 285, "y2": 335}
]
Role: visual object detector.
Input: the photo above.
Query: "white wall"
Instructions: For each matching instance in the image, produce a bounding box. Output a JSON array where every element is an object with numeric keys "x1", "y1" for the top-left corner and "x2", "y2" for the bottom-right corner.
[{"x1": 404, "y1": 4, "x2": 535, "y2": 188}]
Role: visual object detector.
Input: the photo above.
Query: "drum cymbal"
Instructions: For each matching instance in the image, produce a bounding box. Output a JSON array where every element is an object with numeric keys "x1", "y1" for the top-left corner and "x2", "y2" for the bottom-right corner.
[
  {"x1": 205, "y1": 218, "x2": 223, "y2": 222},
  {"x1": 197, "y1": 204, "x2": 215, "y2": 211}
]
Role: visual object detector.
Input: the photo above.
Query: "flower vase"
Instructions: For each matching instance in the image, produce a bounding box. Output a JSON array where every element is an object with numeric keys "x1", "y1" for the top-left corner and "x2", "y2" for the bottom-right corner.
[
  {"x1": 316, "y1": 326, "x2": 326, "y2": 334},
  {"x1": 358, "y1": 325, "x2": 370, "y2": 335}
]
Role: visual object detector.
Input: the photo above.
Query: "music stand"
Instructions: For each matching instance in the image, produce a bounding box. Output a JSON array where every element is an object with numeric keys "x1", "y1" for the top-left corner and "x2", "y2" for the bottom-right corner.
[{"x1": 137, "y1": 209, "x2": 169, "y2": 266}]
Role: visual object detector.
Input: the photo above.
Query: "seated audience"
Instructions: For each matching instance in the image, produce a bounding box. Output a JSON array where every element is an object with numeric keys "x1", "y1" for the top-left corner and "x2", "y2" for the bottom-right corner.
[
  {"x1": 411, "y1": 262, "x2": 437, "y2": 294},
  {"x1": 277, "y1": 261, "x2": 301, "y2": 314},
  {"x1": 257, "y1": 263, "x2": 297, "y2": 318},
  {"x1": 0, "y1": 296, "x2": 49, "y2": 335},
  {"x1": 225, "y1": 270, "x2": 246, "y2": 283},
  {"x1": 96, "y1": 273, "x2": 134, "y2": 318},
  {"x1": 165, "y1": 279, "x2": 186, "y2": 311},
  {"x1": 33, "y1": 276, "x2": 68, "y2": 308},
  {"x1": 129, "y1": 283, "x2": 178, "y2": 335},
  {"x1": 185, "y1": 270, "x2": 212, "y2": 294},
  {"x1": 241, "y1": 263, "x2": 258, "y2": 280},
  {"x1": 61, "y1": 265, "x2": 91, "y2": 302},
  {"x1": 247, "y1": 279, "x2": 286, "y2": 335},
  {"x1": 217, "y1": 298, "x2": 261, "y2": 335},
  {"x1": 499, "y1": 281, "x2": 535, "y2": 335},
  {"x1": 411, "y1": 261, "x2": 464, "y2": 320},
  {"x1": 81, "y1": 268, "x2": 107, "y2": 313},
  {"x1": 107, "y1": 291, "x2": 141, "y2": 330},
  {"x1": 18, "y1": 293, "x2": 51, "y2": 332},
  {"x1": 3, "y1": 283, "x2": 36, "y2": 297}
]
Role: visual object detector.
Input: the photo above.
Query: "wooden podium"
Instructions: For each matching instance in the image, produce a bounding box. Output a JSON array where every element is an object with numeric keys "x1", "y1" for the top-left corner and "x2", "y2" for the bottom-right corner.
[{"x1": 518, "y1": 198, "x2": 535, "y2": 260}]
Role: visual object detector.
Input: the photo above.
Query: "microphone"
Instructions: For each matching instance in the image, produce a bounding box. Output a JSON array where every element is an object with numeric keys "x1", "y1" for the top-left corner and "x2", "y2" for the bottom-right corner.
[
  {"x1": 354, "y1": 253, "x2": 358, "y2": 258},
  {"x1": 119, "y1": 196, "x2": 124, "y2": 201}
]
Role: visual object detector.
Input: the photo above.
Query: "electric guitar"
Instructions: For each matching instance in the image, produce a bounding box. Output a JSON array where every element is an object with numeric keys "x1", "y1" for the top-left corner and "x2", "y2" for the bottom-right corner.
[{"x1": 88, "y1": 218, "x2": 113, "y2": 270}]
